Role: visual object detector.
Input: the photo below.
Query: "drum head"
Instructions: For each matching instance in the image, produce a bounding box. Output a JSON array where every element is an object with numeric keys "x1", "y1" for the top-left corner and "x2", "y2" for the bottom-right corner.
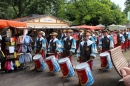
[
  {"x1": 33, "y1": 54, "x2": 41, "y2": 60},
  {"x1": 46, "y1": 55, "x2": 55, "y2": 60},
  {"x1": 58, "y1": 57, "x2": 69, "y2": 63},
  {"x1": 100, "y1": 52, "x2": 109, "y2": 57},
  {"x1": 76, "y1": 62, "x2": 89, "y2": 69}
]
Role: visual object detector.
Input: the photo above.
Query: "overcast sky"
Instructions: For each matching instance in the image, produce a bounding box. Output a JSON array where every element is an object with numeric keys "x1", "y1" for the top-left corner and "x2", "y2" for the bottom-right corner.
[{"x1": 110, "y1": 0, "x2": 126, "y2": 11}]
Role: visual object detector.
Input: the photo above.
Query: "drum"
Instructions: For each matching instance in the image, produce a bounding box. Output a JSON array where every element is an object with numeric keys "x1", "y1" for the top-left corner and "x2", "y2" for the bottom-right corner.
[
  {"x1": 76, "y1": 62, "x2": 94, "y2": 86},
  {"x1": 48, "y1": 53, "x2": 58, "y2": 59},
  {"x1": 99, "y1": 52, "x2": 112, "y2": 69},
  {"x1": 58, "y1": 57, "x2": 75, "y2": 78},
  {"x1": 87, "y1": 60, "x2": 93, "y2": 71},
  {"x1": 33, "y1": 54, "x2": 46, "y2": 71},
  {"x1": 45, "y1": 55, "x2": 60, "y2": 73}
]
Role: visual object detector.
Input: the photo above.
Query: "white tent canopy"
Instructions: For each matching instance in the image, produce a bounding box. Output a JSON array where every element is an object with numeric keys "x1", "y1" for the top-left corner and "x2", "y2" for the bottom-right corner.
[
  {"x1": 108, "y1": 24, "x2": 127, "y2": 30},
  {"x1": 96, "y1": 24, "x2": 105, "y2": 28}
]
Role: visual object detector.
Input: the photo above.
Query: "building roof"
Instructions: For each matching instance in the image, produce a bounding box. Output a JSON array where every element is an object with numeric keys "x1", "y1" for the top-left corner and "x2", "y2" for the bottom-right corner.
[{"x1": 13, "y1": 14, "x2": 71, "y2": 25}]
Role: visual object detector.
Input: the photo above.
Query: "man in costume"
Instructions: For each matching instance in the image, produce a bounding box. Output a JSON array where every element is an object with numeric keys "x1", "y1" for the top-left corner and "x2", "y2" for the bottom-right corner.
[
  {"x1": 85, "y1": 30, "x2": 95, "y2": 43},
  {"x1": 98, "y1": 30, "x2": 114, "y2": 70},
  {"x1": 34, "y1": 31, "x2": 46, "y2": 59},
  {"x1": 123, "y1": 29, "x2": 129, "y2": 51},
  {"x1": 76, "y1": 31, "x2": 97, "y2": 86},
  {"x1": 128, "y1": 29, "x2": 130, "y2": 49},
  {"x1": 57, "y1": 30, "x2": 66, "y2": 41},
  {"x1": 62, "y1": 29, "x2": 76, "y2": 64},
  {"x1": 48, "y1": 32, "x2": 62, "y2": 59},
  {"x1": 78, "y1": 30, "x2": 83, "y2": 42},
  {"x1": 110, "y1": 30, "x2": 117, "y2": 48},
  {"x1": 77, "y1": 31, "x2": 97, "y2": 66},
  {"x1": 76, "y1": 30, "x2": 84, "y2": 51},
  {"x1": 98, "y1": 30, "x2": 114, "y2": 52},
  {"x1": 116, "y1": 30, "x2": 125, "y2": 50}
]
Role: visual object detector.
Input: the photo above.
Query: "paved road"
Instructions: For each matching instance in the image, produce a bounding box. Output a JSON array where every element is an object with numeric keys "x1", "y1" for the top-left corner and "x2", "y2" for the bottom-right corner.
[{"x1": 0, "y1": 50, "x2": 129, "y2": 86}]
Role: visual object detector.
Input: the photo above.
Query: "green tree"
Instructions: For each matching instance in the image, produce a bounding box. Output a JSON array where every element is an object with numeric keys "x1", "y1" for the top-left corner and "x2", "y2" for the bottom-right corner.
[
  {"x1": 58, "y1": 0, "x2": 127, "y2": 25},
  {"x1": 0, "y1": 0, "x2": 62, "y2": 18},
  {"x1": 0, "y1": 2, "x2": 15, "y2": 19}
]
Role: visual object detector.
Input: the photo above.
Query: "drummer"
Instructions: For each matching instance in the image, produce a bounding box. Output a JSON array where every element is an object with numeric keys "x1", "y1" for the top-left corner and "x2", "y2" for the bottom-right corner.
[
  {"x1": 128, "y1": 29, "x2": 130, "y2": 49},
  {"x1": 40, "y1": 31, "x2": 48, "y2": 58},
  {"x1": 77, "y1": 31, "x2": 97, "y2": 65},
  {"x1": 34, "y1": 31, "x2": 47, "y2": 59},
  {"x1": 98, "y1": 30, "x2": 114, "y2": 70},
  {"x1": 48, "y1": 32, "x2": 62, "y2": 59},
  {"x1": 110, "y1": 30, "x2": 117, "y2": 48},
  {"x1": 78, "y1": 30, "x2": 84, "y2": 42},
  {"x1": 98, "y1": 30, "x2": 114, "y2": 52},
  {"x1": 58, "y1": 29, "x2": 66, "y2": 42},
  {"x1": 62, "y1": 29, "x2": 76, "y2": 64},
  {"x1": 123, "y1": 29, "x2": 129, "y2": 51},
  {"x1": 76, "y1": 30, "x2": 84, "y2": 51},
  {"x1": 86, "y1": 30, "x2": 95, "y2": 43},
  {"x1": 116, "y1": 30, "x2": 125, "y2": 50},
  {"x1": 92, "y1": 31, "x2": 98, "y2": 44},
  {"x1": 76, "y1": 31, "x2": 97, "y2": 86}
]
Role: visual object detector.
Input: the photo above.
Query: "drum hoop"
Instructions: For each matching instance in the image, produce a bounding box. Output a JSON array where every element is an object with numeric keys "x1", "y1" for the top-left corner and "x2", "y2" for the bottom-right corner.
[
  {"x1": 58, "y1": 58, "x2": 69, "y2": 63},
  {"x1": 59, "y1": 61, "x2": 68, "y2": 64},
  {"x1": 76, "y1": 67, "x2": 87, "y2": 70}
]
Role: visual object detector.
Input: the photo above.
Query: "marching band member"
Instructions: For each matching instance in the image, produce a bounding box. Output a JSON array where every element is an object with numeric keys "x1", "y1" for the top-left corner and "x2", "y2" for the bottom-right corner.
[
  {"x1": 98, "y1": 30, "x2": 114, "y2": 70},
  {"x1": 97, "y1": 30, "x2": 102, "y2": 46},
  {"x1": 78, "y1": 30, "x2": 84, "y2": 42},
  {"x1": 92, "y1": 31, "x2": 98, "y2": 45},
  {"x1": 40, "y1": 31, "x2": 48, "y2": 58},
  {"x1": 116, "y1": 30, "x2": 125, "y2": 50},
  {"x1": 123, "y1": 29, "x2": 129, "y2": 51},
  {"x1": 62, "y1": 29, "x2": 76, "y2": 64},
  {"x1": 76, "y1": 32, "x2": 97, "y2": 86},
  {"x1": 58, "y1": 29, "x2": 66, "y2": 42},
  {"x1": 86, "y1": 30, "x2": 95, "y2": 43},
  {"x1": 77, "y1": 32, "x2": 97, "y2": 65},
  {"x1": 34, "y1": 31, "x2": 46, "y2": 59},
  {"x1": 94, "y1": 31, "x2": 99, "y2": 45},
  {"x1": 48, "y1": 32, "x2": 62, "y2": 59},
  {"x1": 128, "y1": 29, "x2": 130, "y2": 49},
  {"x1": 98, "y1": 30, "x2": 114, "y2": 52},
  {"x1": 76, "y1": 30, "x2": 84, "y2": 51},
  {"x1": 110, "y1": 30, "x2": 117, "y2": 48}
]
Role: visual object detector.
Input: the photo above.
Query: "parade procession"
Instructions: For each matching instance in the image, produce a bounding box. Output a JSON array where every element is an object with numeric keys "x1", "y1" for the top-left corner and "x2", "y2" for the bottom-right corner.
[
  {"x1": 1, "y1": 0, "x2": 130, "y2": 86},
  {"x1": 1, "y1": 17, "x2": 130, "y2": 86}
]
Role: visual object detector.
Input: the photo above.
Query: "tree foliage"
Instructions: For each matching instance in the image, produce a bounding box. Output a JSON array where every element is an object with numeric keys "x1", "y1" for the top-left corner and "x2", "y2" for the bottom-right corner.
[
  {"x1": 0, "y1": 0, "x2": 61, "y2": 18},
  {"x1": 58, "y1": 0, "x2": 127, "y2": 25}
]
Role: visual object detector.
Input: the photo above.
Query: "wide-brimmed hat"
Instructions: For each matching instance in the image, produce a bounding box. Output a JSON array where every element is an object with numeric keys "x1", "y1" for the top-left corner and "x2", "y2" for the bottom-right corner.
[
  {"x1": 83, "y1": 32, "x2": 91, "y2": 36},
  {"x1": 62, "y1": 30, "x2": 66, "y2": 32},
  {"x1": 66, "y1": 29, "x2": 73, "y2": 33},
  {"x1": 50, "y1": 32, "x2": 58, "y2": 36},
  {"x1": 38, "y1": 31, "x2": 43, "y2": 35},
  {"x1": 79, "y1": 30, "x2": 84, "y2": 33}
]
